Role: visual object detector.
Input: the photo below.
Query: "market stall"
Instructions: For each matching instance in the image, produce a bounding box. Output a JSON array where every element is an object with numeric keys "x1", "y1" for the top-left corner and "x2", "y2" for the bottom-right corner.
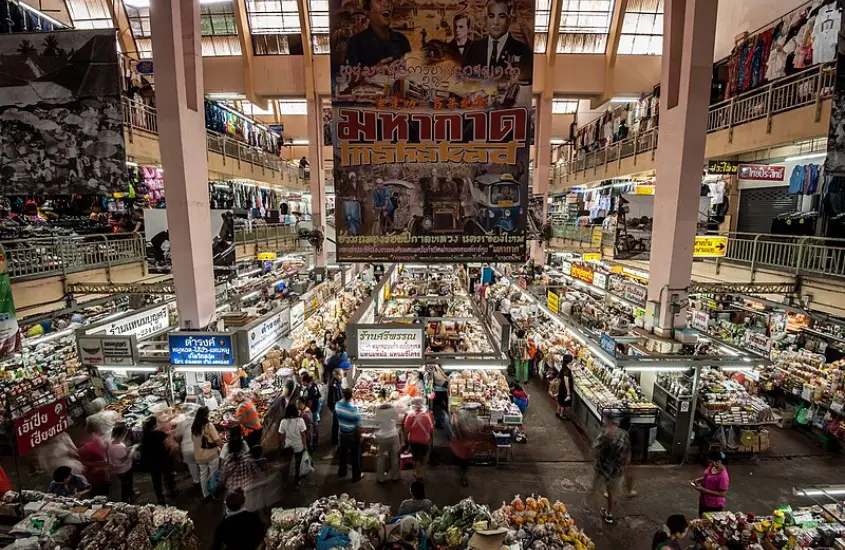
[
  {"x1": 265, "y1": 493, "x2": 596, "y2": 550},
  {"x1": 690, "y1": 488, "x2": 845, "y2": 550},
  {"x1": 688, "y1": 292, "x2": 845, "y2": 450},
  {"x1": 0, "y1": 491, "x2": 198, "y2": 549}
]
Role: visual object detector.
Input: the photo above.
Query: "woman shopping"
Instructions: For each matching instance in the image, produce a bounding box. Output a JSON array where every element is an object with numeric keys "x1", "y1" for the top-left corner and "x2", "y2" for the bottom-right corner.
[
  {"x1": 107, "y1": 425, "x2": 137, "y2": 502},
  {"x1": 278, "y1": 404, "x2": 308, "y2": 490},
  {"x1": 556, "y1": 354, "x2": 574, "y2": 419},
  {"x1": 692, "y1": 451, "x2": 730, "y2": 517},
  {"x1": 191, "y1": 406, "x2": 223, "y2": 500}
]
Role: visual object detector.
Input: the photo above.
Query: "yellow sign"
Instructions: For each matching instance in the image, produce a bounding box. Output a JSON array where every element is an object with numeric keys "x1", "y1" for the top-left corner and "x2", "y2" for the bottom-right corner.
[
  {"x1": 591, "y1": 226, "x2": 603, "y2": 248},
  {"x1": 547, "y1": 291, "x2": 560, "y2": 315},
  {"x1": 610, "y1": 265, "x2": 623, "y2": 274},
  {"x1": 583, "y1": 253, "x2": 602, "y2": 262},
  {"x1": 383, "y1": 280, "x2": 391, "y2": 301},
  {"x1": 693, "y1": 236, "x2": 728, "y2": 258},
  {"x1": 634, "y1": 184, "x2": 655, "y2": 195},
  {"x1": 257, "y1": 252, "x2": 277, "y2": 261}
]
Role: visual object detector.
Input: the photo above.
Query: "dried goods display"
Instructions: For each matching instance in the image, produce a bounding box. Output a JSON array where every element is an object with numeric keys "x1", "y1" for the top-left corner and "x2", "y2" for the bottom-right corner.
[{"x1": 0, "y1": 491, "x2": 198, "y2": 549}]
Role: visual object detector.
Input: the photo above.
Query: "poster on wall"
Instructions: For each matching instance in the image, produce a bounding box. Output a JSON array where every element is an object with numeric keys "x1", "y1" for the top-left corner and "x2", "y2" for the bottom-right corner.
[
  {"x1": 330, "y1": 0, "x2": 534, "y2": 262},
  {"x1": 144, "y1": 209, "x2": 235, "y2": 274},
  {"x1": 0, "y1": 30, "x2": 127, "y2": 194},
  {"x1": 0, "y1": 251, "x2": 20, "y2": 358}
]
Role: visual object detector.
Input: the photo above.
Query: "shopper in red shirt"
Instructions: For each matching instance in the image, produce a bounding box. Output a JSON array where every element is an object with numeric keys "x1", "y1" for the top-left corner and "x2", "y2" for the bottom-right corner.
[
  {"x1": 403, "y1": 398, "x2": 434, "y2": 480},
  {"x1": 78, "y1": 421, "x2": 110, "y2": 497}
]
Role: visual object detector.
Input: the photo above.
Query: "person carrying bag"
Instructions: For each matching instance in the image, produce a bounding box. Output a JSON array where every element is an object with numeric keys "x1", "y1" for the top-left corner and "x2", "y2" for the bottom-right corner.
[{"x1": 191, "y1": 406, "x2": 222, "y2": 500}]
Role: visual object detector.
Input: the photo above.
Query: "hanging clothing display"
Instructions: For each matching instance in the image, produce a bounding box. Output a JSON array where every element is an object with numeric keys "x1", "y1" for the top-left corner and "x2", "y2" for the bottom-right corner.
[{"x1": 724, "y1": 1, "x2": 841, "y2": 99}]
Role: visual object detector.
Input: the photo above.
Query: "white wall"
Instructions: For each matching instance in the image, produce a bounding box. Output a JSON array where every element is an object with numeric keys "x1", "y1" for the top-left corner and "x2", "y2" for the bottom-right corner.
[{"x1": 714, "y1": 0, "x2": 808, "y2": 61}]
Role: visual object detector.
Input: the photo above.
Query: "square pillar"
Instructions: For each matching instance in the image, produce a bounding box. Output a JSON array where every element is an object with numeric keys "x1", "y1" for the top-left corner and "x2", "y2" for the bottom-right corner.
[
  {"x1": 149, "y1": 0, "x2": 216, "y2": 328},
  {"x1": 647, "y1": 0, "x2": 718, "y2": 335}
]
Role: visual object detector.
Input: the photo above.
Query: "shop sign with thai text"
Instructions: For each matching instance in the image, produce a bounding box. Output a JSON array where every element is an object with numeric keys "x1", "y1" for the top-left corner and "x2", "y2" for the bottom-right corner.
[
  {"x1": 357, "y1": 327, "x2": 424, "y2": 360},
  {"x1": 15, "y1": 400, "x2": 68, "y2": 456},
  {"x1": 737, "y1": 164, "x2": 785, "y2": 181}
]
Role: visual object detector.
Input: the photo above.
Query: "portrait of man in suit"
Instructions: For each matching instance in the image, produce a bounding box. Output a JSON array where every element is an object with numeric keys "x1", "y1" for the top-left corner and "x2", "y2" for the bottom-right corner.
[
  {"x1": 463, "y1": 0, "x2": 532, "y2": 83},
  {"x1": 448, "y1": 13, "x2": 473, "y2": 59}
]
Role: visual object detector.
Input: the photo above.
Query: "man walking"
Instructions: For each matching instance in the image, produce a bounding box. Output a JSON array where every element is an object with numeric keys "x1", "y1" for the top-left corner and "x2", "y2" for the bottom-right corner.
[
  {"x1": 335, "y1": 388, "x2": 364, "y2": 482},
  {"x1": 327, "y1": 369, "x2": 345, "y2": 450},
  {"x1": 588, "y1": 410, "x2": 631, "y2": 525}
]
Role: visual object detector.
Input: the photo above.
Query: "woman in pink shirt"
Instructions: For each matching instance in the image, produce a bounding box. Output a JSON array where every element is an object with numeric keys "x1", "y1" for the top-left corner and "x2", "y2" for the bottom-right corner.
[{"x1": 693, "y1": 451, "x2": 730, "y2": 517}]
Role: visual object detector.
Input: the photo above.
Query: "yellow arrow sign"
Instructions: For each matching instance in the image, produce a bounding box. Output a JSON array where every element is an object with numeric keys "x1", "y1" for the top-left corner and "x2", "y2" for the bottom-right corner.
[{"x1": 693, "y1": 236, "x2": 728, "y2": 258}]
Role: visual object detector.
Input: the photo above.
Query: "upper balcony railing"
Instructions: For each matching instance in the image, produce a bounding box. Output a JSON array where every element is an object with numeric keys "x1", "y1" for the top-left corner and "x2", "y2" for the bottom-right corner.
[
  {"x1": 1, "y1": 225, "x2": 311, "y2": 282},
  {"x1": 122, "y1": 97, "x2": 305, "y2": 185},
  {"x1": 1, "y1": 234, "x2": 146, "y2": 281},
  {"x1": 549, "y1": 221, "x2": 845, "y2": 280},
  {"x1": 552, "y1": 63, "x2": 836, "y2": 187}
]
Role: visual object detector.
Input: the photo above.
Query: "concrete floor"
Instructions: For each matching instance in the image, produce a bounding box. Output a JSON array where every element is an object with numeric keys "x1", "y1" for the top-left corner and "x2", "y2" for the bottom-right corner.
[{"x1": 4, "y1": 380, "x2": 842, "y2": 550}]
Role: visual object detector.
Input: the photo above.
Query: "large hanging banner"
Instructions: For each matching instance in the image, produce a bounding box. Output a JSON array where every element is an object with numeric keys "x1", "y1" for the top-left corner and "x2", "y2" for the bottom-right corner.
[
  {"x1": 0, "y1": 30, "x2": 127, "y2": 195},
  {"x1": 330, "y1": 0, "x2": 534, "y2": 262}
]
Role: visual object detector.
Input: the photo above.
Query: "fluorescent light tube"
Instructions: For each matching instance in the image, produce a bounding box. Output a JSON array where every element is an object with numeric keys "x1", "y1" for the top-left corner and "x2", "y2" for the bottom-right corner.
[
  {"x1": 623, "y1": 366, "x2": 690, "y2": 372},
  {"x1": 97, "y1": 366, "x2": 158, "y2": 373},
  {"x1": 173, "y1": 366, "x2": 238, "y2": 373},
  {"x1": 784, "y1": 152, "x2": 826, "y2": 162}
]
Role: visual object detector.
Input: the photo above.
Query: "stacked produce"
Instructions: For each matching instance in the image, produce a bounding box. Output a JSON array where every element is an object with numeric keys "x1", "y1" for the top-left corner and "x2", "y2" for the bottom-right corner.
[
  {"x1": 573, "y1": 360, "x2": 658, "y2": 413},
  {"x1": 352, "y1": 369, "x2": 417, "y2": 419},
  {"x1": 691, "y1": 505, "x2": 845, "y2": 549},
  {"x1": 698, "y1": 370, "x2": 775, "y2": 425},
  {"x1": 497, "y1": 495, "x2": 595, "y2": 550},
  {"x1": 265, "y1": 494, "x2": 595, "y2": 550},
  {"x1": 448, "y1": 370, "x2": 511, "y2": 411},
  {"x1": 0, "y1": 491, "x2": 198, "y2": 550},
  {"x1": 290, "y1": 280, "x2": 369, "y2": 352},
  {"x1": 264, "y1": 495, "x2": 390, "y2": 550}
]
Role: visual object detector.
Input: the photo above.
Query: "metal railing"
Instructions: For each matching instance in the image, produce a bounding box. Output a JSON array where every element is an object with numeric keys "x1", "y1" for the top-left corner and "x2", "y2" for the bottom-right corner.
[
  {"x1": 549, "y1": 222, "x2": 845, "y2": 279},
  {"x1": 121, "y1": 97, "x2": 305, "y2": 185},
  {"x1": 549, "y1": 223, "x2": 615, "y2": 248},
  {"x1": 234, "y1": 223, "x2": 298, "y2": 246},
  {"x1": 713, "y1": 232, "x2": 845, "y2": 279},
  {"x1": 553, "y1": 63, "x2": 836, "y2": 186},
  {"x1": 1, "y1": 234, "x2": 146, "y2": 281}
]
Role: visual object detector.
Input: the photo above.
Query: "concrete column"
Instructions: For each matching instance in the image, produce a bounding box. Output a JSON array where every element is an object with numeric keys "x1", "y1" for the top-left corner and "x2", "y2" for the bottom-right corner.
[
  {"x1": 531, "y1": 93, "x2": 554, "y2": 266},
  {"x1": 149, "y1": 0, "x2": 216, "y2": 329},
  {"x1": 646, "y1": 0, "x2": 718, "y2": 336},
  {"x1": 307, "y1": 97, "x2": 328, "y2": 266}
]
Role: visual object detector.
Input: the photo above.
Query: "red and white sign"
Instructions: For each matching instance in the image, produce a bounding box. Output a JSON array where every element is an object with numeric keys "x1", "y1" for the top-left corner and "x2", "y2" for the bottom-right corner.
[
  {"x1": 623, "y1": 283, "x2": 648, "y2": 306},
  {"x1": 745, "y1": 332, "x2": 772, "y2": 355},
  {"x1": 691, "y1": 310, "x2": 710, "y2": 332},
  {"x1": 15, "y1": 400, "x2": 68, "y2": 456},
  {"x1": 737, "y1": 164, "x2": 786, "y2": 182}
]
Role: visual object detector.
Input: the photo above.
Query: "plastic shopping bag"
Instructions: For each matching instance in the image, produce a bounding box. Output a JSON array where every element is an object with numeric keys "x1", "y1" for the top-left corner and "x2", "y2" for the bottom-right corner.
[
  {"x1": 208, "y1": 471, "x2": 220, "y2": 496},
  {"x1": 300, "y1": 451, "x2": 314, "y2": 478}
]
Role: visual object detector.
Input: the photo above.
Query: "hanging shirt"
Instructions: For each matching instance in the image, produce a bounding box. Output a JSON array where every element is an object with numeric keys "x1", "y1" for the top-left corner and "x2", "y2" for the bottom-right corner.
[
  {"x1": 788, "y1": 164, "x2": 806, "y2": 194},
  {"x1": 813, "y1": 4, "x2": 840, "y2": 64}
]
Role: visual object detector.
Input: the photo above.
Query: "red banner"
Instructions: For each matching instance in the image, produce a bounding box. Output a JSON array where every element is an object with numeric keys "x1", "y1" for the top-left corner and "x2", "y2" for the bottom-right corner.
[
  {"x1": 571, "y1": 265, "x2": 595, "y2": 285},
  {"x1": 14, "y1": 400, "x2": 68, "y2": 456},
  {"x1": 737, "y1": 164, "x2": 786, "y2": 181}
]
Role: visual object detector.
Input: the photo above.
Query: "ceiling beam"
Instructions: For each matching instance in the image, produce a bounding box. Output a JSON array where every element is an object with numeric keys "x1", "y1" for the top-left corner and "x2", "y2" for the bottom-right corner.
[
  {"x1": 106, "y1": 0, "x2": 138, "y2": 59},
  {"x1": 606, "y1": 0, "x2": 628, "y2": 69},
  {"x1": 546, "y1": 0, "x2": 562, "y2": 69},
  {"x1": 232, "y1": 0, "x2": 259, "y2": 104},
  {"x1": 591, "y1": 0, "x2": 628, "y2": 109},
  {"x1": 295, "y1": 0, "x2": 317, "y2": 102}
]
